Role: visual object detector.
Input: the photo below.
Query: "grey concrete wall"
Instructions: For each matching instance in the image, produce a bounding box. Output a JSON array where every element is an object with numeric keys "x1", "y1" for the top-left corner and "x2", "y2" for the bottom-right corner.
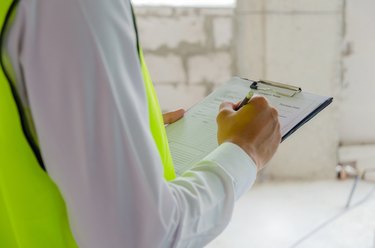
[{"x1": 135, "y1": 6, "x2": 235, "y2": 111}]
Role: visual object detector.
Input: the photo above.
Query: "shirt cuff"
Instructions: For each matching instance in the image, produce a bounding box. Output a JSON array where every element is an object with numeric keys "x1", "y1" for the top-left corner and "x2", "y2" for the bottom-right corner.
[{"x1": 201, "y1": 142, "x2": 257, "y2": 200}]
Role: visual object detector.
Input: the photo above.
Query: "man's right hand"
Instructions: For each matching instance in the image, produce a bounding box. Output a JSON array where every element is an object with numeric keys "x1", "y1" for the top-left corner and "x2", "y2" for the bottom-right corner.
[{"x1": 216, "y1": 96, "x2": 281, "y2": 171}]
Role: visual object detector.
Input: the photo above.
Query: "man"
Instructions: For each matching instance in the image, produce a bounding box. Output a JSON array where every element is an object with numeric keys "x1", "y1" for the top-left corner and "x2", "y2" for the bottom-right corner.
[{"x1": 0, "y1": 0, "x2": 280, "y2": 247}]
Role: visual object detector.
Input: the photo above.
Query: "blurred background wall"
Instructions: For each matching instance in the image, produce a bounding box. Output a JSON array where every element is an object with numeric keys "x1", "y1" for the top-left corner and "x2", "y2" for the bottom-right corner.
[
  {"x1": 339, "y1": 0, "x2": 375, "y2": 145},
  {"x1": 135, "y1": 6, "x2": 236, "y2": 111},
  {"x1": 134, "y1": 0, "x2": 375, "y2": 180}
]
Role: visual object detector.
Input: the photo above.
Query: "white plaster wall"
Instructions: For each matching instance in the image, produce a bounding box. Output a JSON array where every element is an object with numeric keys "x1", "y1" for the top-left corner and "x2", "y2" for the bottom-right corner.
[
  {"x1": 339, "y1": 0, "x2": 375, "y2": 145},
  {"x1": 235, "y1": 0, "x2": 343, "y2": 179}
]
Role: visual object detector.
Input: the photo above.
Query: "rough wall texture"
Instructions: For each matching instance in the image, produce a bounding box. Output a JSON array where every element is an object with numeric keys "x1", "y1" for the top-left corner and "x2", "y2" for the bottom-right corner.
[{"x1": 135, "y1": 7, "x2": 235, "y2": 111}]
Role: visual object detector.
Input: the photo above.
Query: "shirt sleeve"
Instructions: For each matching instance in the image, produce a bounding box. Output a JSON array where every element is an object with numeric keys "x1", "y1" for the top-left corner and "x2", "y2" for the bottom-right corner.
[{"x1": 7, "y1": 1, "x2": 257, "y2": 247}]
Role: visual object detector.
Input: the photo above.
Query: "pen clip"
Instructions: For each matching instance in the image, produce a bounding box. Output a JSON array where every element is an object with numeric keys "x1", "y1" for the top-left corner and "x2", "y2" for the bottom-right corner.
[{"x1": 250, "y1": 79, "x2": 302, "y2": 97}]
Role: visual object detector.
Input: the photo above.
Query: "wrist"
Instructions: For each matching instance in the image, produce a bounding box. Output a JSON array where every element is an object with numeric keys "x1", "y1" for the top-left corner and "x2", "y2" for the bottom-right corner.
[{"x1": 226, "y1": 139, "x2": 261, "y2": 171}]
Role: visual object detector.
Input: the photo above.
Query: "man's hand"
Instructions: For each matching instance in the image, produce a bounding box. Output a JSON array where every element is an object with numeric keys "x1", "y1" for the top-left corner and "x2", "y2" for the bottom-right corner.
[
  {"x1": 216, "y1": 96, "x2": 281, "y2": 171},
  {"x1": 163, "y1": 109, "x2": 185, "y2": 124}
]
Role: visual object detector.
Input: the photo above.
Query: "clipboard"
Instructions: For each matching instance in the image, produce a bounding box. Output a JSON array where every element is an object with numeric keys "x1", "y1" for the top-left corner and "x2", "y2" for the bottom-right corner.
[
  {"x1": 166, "y1": 77, "x2": 333, "y2": 175},
  {"x1": 241, "y1": 78, "x2": 333, "y2": 142},
  {"x1": 250, "y1": 79, "x2": 301, "y2": 97}
]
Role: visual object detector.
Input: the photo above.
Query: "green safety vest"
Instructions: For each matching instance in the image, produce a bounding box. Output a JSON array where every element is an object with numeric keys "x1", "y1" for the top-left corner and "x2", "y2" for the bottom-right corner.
[{"x1": 0, "y1": 1, "x2": 176, "y2": 247}]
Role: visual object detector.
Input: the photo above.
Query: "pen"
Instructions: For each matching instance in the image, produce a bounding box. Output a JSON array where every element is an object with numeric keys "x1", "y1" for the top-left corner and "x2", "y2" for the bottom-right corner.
[{"x1": 235, "y1": 90, "x2": 254, "y2": 111}]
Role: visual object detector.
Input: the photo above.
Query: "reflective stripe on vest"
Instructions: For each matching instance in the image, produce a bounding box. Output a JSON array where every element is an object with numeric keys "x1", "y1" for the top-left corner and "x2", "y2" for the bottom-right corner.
[{"x1": 0, "y1": 1, "x2": 175, "y2": 247}]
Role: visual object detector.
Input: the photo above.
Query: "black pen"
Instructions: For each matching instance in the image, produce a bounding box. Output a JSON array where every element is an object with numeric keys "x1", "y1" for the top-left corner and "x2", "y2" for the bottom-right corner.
[{"x1": 235, "y1": 90, "x2": 254, "y2": 111}]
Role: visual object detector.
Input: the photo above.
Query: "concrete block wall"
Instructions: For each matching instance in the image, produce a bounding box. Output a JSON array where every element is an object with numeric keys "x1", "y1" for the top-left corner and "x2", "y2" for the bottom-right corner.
[{"x1": 135, "y1": 7, "x2": 235, "y2": 111}]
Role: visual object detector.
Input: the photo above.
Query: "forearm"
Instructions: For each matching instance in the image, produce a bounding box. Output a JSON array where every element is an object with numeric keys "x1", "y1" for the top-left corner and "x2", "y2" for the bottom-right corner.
[{"x1": 168, "y1": 143, "x2": 257, "y2": 246}]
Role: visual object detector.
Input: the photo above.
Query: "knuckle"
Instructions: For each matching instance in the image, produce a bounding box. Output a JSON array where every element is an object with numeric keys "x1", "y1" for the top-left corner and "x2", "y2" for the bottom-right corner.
[
  {"x1": 271, "y1": 107, "x2": 278, "y2": 117},
  {"x1": 252, "y1": 96, "x2": 269, "y2": 108},
  {"x1": 276, "y1": 124, "x2": 281, "y2": 135},
  {"x1": 270, "y1": 107, "x2": 279, "y2": 120}
]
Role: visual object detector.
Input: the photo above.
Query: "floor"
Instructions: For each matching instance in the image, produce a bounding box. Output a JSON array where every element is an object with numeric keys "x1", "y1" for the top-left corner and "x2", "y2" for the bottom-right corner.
[{"x1": 206, "y1": 180, "x2": 375, "y2": 248}]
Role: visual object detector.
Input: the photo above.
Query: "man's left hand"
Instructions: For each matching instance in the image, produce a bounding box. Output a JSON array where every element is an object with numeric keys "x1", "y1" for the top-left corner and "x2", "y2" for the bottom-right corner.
[{"x1": 163, "y1": 109, "x2": 185, "y2": 124}]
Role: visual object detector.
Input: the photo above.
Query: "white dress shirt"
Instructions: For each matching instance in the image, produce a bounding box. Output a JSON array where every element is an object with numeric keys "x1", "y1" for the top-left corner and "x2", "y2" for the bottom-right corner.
[{"x1": 6, "y1": 0, "x2": 257, "y2": 247}]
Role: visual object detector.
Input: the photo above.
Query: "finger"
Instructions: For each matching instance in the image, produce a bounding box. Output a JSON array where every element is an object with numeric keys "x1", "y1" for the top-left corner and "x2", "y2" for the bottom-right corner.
[
  {"x1": 239, "y1": 96, "x2": 269, "y2": 115},
  {"x1": 217, "y1": 102, "x2": 236, "y2": 123},
  {"x1": 219, "y1": 102, "x2": 236, "y2": 112},
  {"x1": 270, "y1": 107, "x2": 279, "y2": 123},
  {"x1": 163, "y1": 109, "x2": 185, "y2": 124},
  {"x1": 247, "y1": 96, "x2": 269, "y2": 108}
]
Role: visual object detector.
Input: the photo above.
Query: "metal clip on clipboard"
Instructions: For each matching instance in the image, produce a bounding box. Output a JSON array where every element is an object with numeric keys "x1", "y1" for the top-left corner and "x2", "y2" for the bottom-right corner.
[{"x1": 250, "y1": 79, "x2": 302, "y2": 97}]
